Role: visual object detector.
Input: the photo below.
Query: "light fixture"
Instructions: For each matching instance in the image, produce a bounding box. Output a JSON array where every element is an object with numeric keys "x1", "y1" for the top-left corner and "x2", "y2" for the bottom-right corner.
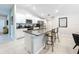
[
  {"x1": 55, "y1": 10, "x2": 59, "y2": 13},
  {"x1": 32, "y1": 6, "x2": 36, "y2": 11}
]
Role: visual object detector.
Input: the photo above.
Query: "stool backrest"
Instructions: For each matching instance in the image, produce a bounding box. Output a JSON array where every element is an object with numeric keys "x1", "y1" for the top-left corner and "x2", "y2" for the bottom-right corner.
[
  {"x1": 52, "y1": 27, "x2": 59, "y2": 33},
  {"x1": 52, "y1": 29, "x2": 55, "y2": 33},
  {"x1": 55, "y1": 27, "x2": 59, "y2": 33}
]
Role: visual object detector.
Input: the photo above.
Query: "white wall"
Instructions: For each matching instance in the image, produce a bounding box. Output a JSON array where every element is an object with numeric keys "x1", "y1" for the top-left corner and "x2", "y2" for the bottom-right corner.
[
  {"x1": 45, "y1": 17, "x2": 54, "y2": 30},
  {"x1": 52, "y1": 14, "x2": 79, "y2": 38},
  {"x1": 7, "y1": 5, "x2": 15, "y2": 40},
  {"x1": 52, "y1": 5, "x2": 79, "y2": 37}
]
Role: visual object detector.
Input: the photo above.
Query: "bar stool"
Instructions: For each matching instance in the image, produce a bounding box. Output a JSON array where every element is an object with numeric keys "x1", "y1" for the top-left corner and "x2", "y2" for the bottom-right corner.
[
  {"x1": 77, "y1": 49, "x2": 79, "y2": 54},
  {"x1": 53, "y1": 27, "x2": 59, "y2": 42},
  {"x1": 44, "y1": 30, "x2": 54, "y2": 52}
]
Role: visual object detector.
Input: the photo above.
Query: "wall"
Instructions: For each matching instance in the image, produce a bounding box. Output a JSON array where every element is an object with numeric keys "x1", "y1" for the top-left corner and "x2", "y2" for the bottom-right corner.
[
  {"x1": 8, "y1": 5, "x2": 15, "y2": 40},
  {"x1": 52, "y1": 14, "x2": 79, "y2": 38},
  {"x1": 45, "y1": 17, "x2": 54, "y2": 30},
  {"x1": 51, "y1": 5, "x2": 79, "y2": 38}
]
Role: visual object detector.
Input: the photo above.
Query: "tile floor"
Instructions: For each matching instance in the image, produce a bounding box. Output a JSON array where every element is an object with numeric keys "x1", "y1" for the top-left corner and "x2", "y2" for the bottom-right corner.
[
  {"x1": 0, "y1": 34, "x2": 78, "y2": 54},
  {"x1": 39, "y1": 34, "x2": 79, "y2": 54},
  {"x1": 0, "y1": 38, "x2": 27, "y2": 54},
  {"x1": 0, "y1": 34, "x2": 11, "y2": 43}
]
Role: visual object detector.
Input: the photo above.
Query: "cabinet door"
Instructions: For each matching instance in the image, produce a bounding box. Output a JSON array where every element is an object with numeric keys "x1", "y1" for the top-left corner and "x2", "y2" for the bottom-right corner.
[
  {"x1": 33, "y1": 34, "x2": 44, "y2": 53},
  {"x1": 24, "y1": 33, "x2": 33, "y2": 53}
]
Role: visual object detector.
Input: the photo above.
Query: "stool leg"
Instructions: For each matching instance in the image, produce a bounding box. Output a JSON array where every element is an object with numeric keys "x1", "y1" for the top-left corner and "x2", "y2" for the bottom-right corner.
[
  {"x1": 51, "y1": 36, "x2": 54, "y2": 52},
  {"x1": 77, "y1": 49, "x2": 79, "y2": 54},
  {"x1": 53, "y1": 33, "x2": 56, "y2": 43},
  {"x1": 44, "y1": 40, "x2": 47, "y2": 49},
  {"x1": 57, "y1": 33, "x2": 60, "y2": 42}
]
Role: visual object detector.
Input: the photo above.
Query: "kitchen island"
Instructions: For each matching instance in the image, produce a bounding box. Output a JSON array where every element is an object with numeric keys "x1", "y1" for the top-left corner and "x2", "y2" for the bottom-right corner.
[{"x1": 23, "y1": 28, "x2": 52, "y2": 54}]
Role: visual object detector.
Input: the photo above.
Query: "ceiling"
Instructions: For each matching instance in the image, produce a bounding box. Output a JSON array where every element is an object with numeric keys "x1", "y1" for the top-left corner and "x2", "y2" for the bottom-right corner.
[
  {"x1": 0, "y1": 4, "x2": 13, "y2": 16},
  {"x1": 16, "y1": 4, "x2": 79, "y2": 18}
]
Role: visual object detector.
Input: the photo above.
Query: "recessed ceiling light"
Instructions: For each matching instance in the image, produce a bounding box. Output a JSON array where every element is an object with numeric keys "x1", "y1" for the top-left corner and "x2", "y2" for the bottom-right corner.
[
  {"x1": 55, "y1": 10, "x2": 59, "y2": 13},
  {"x1": 32, "y1": 6, "x2": 36, "y2": 10}
]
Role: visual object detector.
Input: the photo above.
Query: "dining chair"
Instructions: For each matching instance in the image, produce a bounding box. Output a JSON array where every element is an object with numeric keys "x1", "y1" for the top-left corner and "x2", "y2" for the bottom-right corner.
[{"x1": 72, "y1": 34, "x2": 79, "y2": 49}]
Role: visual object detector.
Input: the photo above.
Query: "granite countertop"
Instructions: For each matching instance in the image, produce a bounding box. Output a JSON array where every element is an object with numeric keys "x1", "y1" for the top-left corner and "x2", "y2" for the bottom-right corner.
[{"x1": 23, "y1": 28, "x2": 52, "y2": 36}]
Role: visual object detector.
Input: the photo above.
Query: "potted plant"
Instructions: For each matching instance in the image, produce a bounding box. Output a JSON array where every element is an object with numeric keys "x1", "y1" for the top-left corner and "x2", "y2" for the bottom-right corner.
[{"x1": 3, "y1": 26, "x2": 8, "y2": 34}]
